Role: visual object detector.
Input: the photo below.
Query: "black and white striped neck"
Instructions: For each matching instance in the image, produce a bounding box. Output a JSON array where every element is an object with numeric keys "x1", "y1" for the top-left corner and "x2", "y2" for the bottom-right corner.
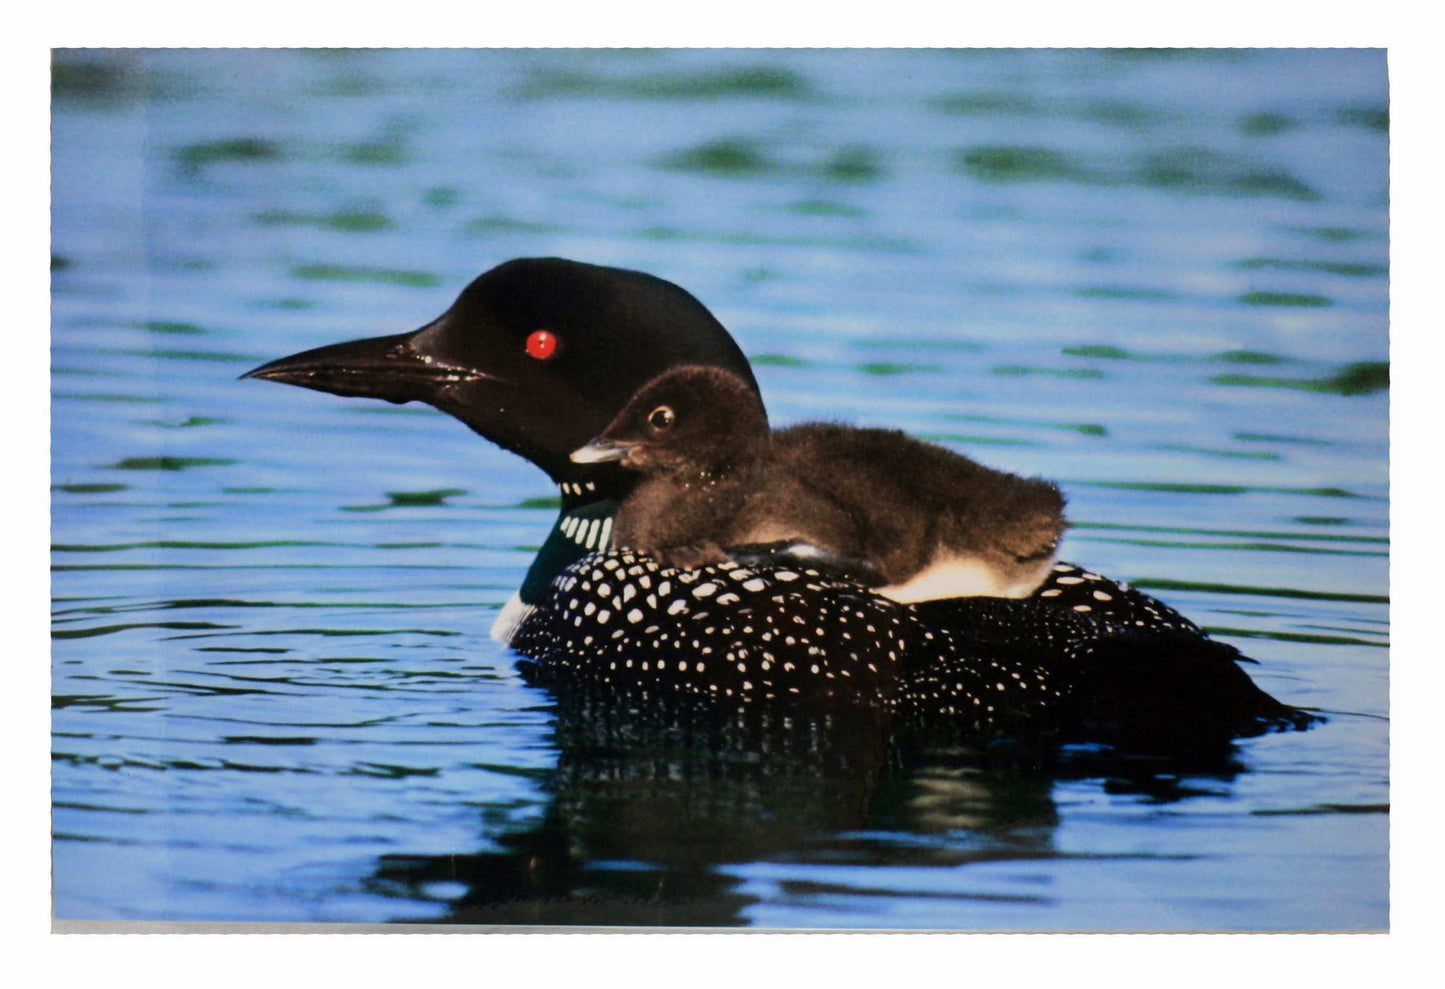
[{"x1": 491, "y1": 479, "x2": 625, "y2": 645}]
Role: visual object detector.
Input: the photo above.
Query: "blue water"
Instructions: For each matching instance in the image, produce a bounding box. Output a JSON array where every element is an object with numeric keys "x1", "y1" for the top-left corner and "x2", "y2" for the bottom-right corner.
[{"x1": 51, "y1": 48, "x2": 1388, "y2": 929}]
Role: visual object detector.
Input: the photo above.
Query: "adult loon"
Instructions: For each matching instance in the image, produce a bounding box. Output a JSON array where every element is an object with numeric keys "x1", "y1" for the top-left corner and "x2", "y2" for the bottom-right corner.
[
  {"x1": 572, "y1": 364, "x2": 1067, "y2": 598},
  {"x1": 245, "y1": 257, "x2": 1316, "y2": 743}
]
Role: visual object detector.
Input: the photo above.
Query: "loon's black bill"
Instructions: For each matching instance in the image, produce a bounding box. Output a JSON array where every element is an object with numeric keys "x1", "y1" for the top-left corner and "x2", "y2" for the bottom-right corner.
[
  {"x1": 570, "y1": 438, "x2": 633, "y2": 464},
  {"x1": 242, "y1": 330, "x2": 494, "y2": 404}
]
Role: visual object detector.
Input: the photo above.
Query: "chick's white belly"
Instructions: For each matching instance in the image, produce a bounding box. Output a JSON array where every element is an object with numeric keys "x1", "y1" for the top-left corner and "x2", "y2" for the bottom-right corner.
[{"x1": 877, "y1": 553, "x2": 1052, "y2": 603}]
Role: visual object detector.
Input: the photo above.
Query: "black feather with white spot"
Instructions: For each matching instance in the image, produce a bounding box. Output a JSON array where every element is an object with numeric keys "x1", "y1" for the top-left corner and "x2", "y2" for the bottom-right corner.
[
  {"x1": 510, "y1": 555, "x2": 1318, "y2": 743},
  {"x1": 513, "y1": 554, "x2": 910, "y2": 706}
]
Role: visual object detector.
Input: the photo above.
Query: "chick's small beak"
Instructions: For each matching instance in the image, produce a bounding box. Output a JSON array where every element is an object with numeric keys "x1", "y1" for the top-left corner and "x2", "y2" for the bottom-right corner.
[{"x1": 569, "y1": 437, "x2": 634, "y2": 464}]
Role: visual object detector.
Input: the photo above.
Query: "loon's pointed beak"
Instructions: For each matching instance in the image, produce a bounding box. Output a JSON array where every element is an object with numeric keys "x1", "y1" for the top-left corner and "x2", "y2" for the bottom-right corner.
[
  {"x1": 242, "y1": 325, "x2": 496, "y2": 404},
  {"x1": 569, "y1": 437, "x2": 633, "y2": 464}
]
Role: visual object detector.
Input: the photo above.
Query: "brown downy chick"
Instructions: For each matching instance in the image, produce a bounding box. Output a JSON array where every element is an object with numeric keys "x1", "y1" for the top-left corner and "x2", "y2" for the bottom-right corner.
[
  {"x1": 572, "y1": 366, "x2": 1068, "y2": 601},
  {"x1": 769, "y1": 424, "x2": 1066, "y2": 600}
]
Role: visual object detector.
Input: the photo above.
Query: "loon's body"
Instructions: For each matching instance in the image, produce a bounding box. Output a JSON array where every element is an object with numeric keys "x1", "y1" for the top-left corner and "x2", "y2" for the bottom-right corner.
[
  {"x1": 573, "y1": 366, "x2": 1066, "y2": 600},
  {"x1": 246, "y1": 257, "x2": 1316, "y2": 742},
  {"x1": 511, "y1": 552, "x2": 1286, "y2": 742}
]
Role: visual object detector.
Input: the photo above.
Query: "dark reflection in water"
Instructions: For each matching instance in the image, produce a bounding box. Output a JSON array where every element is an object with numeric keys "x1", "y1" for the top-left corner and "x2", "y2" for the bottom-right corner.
[{"x1": 369, "y1": 689, "x2": 1247, "y2": 927}]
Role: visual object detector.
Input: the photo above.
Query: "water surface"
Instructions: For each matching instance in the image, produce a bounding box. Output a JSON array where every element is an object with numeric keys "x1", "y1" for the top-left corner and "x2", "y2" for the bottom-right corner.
[{"x1": 51, "y1": 48, "x2": 1388, "y2": 929}]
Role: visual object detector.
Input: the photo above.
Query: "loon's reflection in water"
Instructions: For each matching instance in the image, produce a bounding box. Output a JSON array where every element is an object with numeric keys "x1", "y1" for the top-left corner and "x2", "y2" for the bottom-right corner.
[{"x1": 366, "y1": 690, "x2": 1251, "y2": 927}]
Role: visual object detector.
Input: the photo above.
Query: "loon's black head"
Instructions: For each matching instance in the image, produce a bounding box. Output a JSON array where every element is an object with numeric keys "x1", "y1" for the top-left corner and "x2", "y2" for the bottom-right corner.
[
  {"x1": 571, "y1": 365, "x2": 768, "y2": 475},
  {"x1": 244, "y1": 258, "x2": 762, "y2": 486}
]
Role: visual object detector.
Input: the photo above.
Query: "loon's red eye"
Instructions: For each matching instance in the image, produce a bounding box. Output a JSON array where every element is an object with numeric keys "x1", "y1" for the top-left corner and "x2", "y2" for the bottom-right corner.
[{"x1": 525, "y1": 329, "x2": 559, "y2": 360}]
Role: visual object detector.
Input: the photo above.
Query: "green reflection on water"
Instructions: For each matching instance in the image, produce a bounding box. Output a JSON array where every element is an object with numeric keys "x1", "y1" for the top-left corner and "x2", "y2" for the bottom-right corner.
[
  {"x1": 992, "y1": 365, "x2": 1106, "y2": 379},
  {"x1": 1074, "y1": 521, "x2": 1385, "y2": 544},
  {"x1": 53, "y1": 393, "x2": 164, "y2": 404},
  {"x1": 124, "y1": 348, "x2": 260, "y2": 364},
  {"x1": 139, "y1": 320, "x2": 206, "y2": 335},
  {"x1": 1206, "y1": 627, "x2": 1386, "y2": 647},
  {"x1": 1074, "y1": 287, "x2": 1178, "y2": 301},
  {"x1": 1077, "y1": 100, "x2": 1164, "y2": 130},
  {"x1": 1130, "y1": 578, "x2": 1388, "y2": 605},
  {"x1": 1285, "y1": 225, "x2": 1378, "y2": 243},
  {"x1": 176, "y1": 138, "x2": 281, "y2": 173},
  {"x1": 1234, "y1": 257, "x2": 1387, "y2": 278},
  {"x1": 1088, "y1": 537, "x2": 1383, "y2": 557},
  {"x1": 944, "y1": 413, "x2": 1107, "y2": 437},
  {"x1": 150, "y1": 416, "x2": 228, "y2": 428},
  {"x1": 257, "y1": 209, "x2": 393, "y2": 233},
  {"x1": 254, "y1": 298, "x2": 315, "y2": 310},
  {"x1": 1062, "y1": 345, "x2": 1131, "y2": 359},
  {"x1": 957, "y1": 146, "x2": 1084, "y2": 183},
  {"x1": 1234, "y1": 432, "x2": 1332, "y2": 445},
  {"x1": 1335, "y1": 106, "x2": 1389, "y2": 132},
  {"x1": 786, "y1": 200, "x2": 870, "y2": 218},
  {"x1": 383, "y1": 490, "x2": 465, "y2": 506},
  {"x1": 341, "y1": 139, "x2": 407, "y2": 166},
  {"x1": 342, "y1": 489, "x2": 469, "y2": 512},
  {"x1": 53, "y1": 621, "x2": 237, "y2": 640},
  {"x1": 465, "y1": 216, "x2": 567, "y2": 236},
  {"x1": 916, "y1": 433, "x2": 1038, "y2": 447},
  {"x1": 855, "y1": 362, "x2": 939, "y2": 376},
  {"x1": 1080, "y1": 481, "x2": 1365, "y2": 498},
  {"x1": 824, "y1": 146, "x2": 885, "y2": 182},
  {"x1": 1136, "y1": 148, "x2": 1319, "y2": 200},
  {"x1": 1239, "y1": 112, "x2": 1295, "y2": 137},
  {"x1": 933, "y1": 91, "x2": 1038, "y2": 116},
  {"x1": 54, "y1": 540, "x2": 330, "y2": 552},
  {"x1": 854, "y1": 338, "x2": 986, "y2": 352},
  {"x1": 1237, "y1": 291, "x2": 1332, "y2": 307},
  {"x1": 658, "y1": 138, "x2": 776, "y2": 177},
  {"x1": 657, "y1": 140, "x2": 884, "y2": 183},
  {"x1": 935, "y1": 92, "x2": 1164, "y2": 131},
  {"x1": 291, "y1": 264, "x2": 441, "y2": 287},
  {"x1": 1159, "y1": 445, "x2": 1282, "y2": 461},
  {"x1": 111, "y1": 457, "x2": 235, "y2": 471},
  {"x1": 54, "y1": 483, "x2": 129, "y2": 494},
  {"x1": 52, "y1": 57, "x2": 132, "y2": 100},
  {"x1": 1216, "y1": 350, "x2": 1287, "y2": 365},
  {"x1": 634, "y1": 225, "x2": 917, "y2": 254},
  {"x1": 955, "y1": 144, "x2": 1320, "y2": 200},
  {"x1": 516, "y1": 65, "x2": 811, "y2": 101},
  {"x1": 1212, "y1": 361, "x2": 1388, "y2": 396}
]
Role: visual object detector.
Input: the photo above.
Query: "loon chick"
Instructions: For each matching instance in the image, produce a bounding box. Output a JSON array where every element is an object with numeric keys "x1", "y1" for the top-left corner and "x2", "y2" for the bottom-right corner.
[
  {"x1": 572, "y1": 365, "x2": 1067, "y2": 601},
  {"x1": 570, "y1": 365, "x2": 778, "y2": 571},
  {"x1": 244, "y1": 256, "x2": 1317, "y2": 740}
]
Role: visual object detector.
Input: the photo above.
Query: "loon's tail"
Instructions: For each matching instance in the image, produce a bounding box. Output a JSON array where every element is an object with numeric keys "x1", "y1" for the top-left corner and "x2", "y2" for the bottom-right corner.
[{"x1": 1059, "y1": 631, "x2": 1322, "y2": 747}]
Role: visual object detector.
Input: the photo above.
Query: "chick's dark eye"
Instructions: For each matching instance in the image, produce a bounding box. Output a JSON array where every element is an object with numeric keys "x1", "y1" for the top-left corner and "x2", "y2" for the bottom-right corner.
[{"x1": 648, "y1": 406, "x2": 676, "y2": 431}]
